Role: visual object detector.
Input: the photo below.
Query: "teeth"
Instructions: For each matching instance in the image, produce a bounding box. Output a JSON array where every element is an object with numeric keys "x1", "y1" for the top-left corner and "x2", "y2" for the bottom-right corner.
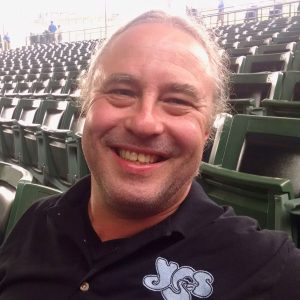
[{"x1": 119, "y1": 150, "x2": 159, "y2": 164}]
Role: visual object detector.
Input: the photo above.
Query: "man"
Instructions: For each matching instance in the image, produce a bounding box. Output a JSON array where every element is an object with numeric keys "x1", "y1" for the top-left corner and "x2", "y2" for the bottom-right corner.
[
  {"x1": 48, "y1": 21, "x2": 57, "y2": 43},
  {"x1": 3, "y1": 33, "x2": 10, "y2": 51},
  {"x1": 217, "y1": 0, "x2": 224, "y2": 26},
  {"x1": 0, "y1": 10, "x2": 300, "y2": 300}
]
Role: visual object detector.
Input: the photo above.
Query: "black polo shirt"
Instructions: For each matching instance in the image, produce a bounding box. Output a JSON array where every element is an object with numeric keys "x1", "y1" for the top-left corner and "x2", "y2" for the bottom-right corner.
[{"x1": 0, "y1": 176, "x2": 300, "y2": 300}]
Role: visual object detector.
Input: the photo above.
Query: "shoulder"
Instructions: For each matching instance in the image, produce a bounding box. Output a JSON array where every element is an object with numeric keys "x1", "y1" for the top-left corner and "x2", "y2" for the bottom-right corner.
[{"x1": 1, "y1": 176, "x2": 91, "y2": 250}]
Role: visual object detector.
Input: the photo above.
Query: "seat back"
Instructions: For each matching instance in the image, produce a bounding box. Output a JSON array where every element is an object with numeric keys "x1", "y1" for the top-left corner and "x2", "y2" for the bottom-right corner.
[
  {"x1": 242, "y1": 52, "x2": 292, "y2": 73},
  {"x1": 228, "y1": 72, "x2": 283, "y2": 113},
  {"x1": 4, "y1": 180, "x2": 61, "y2": 241},
  {"x1": 221, "y1": 115, "x2": 300, "y2": 198},
  {"x1": 0, "y1": 163, "x2": 33, "y2": 243}
]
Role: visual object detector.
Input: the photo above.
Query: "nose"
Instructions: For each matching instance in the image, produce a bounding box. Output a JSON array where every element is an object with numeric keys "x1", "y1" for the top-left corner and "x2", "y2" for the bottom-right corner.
[{"x1": 124, "y1": 100, "x2": 164, "y2": 137}]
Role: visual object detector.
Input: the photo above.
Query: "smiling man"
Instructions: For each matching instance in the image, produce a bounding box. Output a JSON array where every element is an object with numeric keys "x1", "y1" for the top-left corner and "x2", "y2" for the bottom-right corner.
[{"x1": 0, "y1": 10, "x2": 300, "y2": 300}]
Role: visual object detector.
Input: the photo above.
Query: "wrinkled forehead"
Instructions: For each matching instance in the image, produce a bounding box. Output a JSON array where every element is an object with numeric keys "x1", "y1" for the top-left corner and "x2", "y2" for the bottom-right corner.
[{"x1": 100, "y1": 22, "x2": 213, "y2": 77}]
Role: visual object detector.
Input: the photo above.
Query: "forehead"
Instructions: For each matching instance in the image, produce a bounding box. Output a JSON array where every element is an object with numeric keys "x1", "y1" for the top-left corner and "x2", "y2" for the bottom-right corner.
[{"x1": 100, "y1": 22, "x2": 212, "y2": 77}]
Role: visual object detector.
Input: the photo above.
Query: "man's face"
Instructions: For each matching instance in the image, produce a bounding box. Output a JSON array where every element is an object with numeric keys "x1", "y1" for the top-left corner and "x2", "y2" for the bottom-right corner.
[{"x1": 82, "y1": 23, "x2": 215, "y2": 218}]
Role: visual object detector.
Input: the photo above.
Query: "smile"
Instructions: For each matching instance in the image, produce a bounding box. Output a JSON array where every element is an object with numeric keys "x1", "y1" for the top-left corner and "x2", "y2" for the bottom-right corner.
[{"x1": 118, "y1": 149, "x2": 161, "y2": 164}]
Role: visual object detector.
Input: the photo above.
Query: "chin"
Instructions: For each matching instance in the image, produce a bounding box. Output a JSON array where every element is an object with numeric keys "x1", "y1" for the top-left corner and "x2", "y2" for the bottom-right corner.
[{"x1": 105, "y1": 187, "x2": 173, "y2": 218}]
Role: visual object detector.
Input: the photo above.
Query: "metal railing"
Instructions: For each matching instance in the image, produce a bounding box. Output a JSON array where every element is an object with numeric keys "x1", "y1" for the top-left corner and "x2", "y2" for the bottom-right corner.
[{"x1": 200, "y1": 0, "x2": 300, "y2": 28}]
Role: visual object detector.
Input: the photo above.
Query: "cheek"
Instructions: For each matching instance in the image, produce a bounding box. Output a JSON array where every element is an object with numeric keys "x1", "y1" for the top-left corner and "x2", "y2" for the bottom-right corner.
[
  {"x1": 84, "y1": 100, "x2": 122, "y2": 136},
  {"x1": 170, "y1": 116, "x2": 210, "y2": 155}
]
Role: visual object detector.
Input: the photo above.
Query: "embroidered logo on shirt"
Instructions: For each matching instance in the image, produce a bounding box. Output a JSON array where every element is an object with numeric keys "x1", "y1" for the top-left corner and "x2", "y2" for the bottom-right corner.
[{"x1": 143, "y1": 257, "x2": 214, "y2": 299}]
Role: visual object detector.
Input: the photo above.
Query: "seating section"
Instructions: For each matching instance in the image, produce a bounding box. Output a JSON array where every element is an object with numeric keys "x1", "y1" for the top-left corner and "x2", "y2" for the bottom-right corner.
[{"x1": 0, "y1": 40, "x2": 96, "y2": 192}]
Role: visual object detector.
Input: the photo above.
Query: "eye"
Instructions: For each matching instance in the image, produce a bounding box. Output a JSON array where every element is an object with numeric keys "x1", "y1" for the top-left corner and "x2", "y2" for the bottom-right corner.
[
  {"x1": 163, "y1": 97, "x2": 195, "y2": 108},
  {"x1": 109, "y1": 88, "x2": 136, "y2": 97}
]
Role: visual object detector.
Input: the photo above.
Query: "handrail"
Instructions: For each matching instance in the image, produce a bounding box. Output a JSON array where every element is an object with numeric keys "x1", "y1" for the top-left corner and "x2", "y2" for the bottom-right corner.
[{"x1": 200, "y1": 0, "x2": 300, "y2": 28}]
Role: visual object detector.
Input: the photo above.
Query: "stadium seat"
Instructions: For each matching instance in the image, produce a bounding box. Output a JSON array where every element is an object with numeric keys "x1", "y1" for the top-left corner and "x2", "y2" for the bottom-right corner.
[
  {"x1": 242, "y1": 52, "x2": 292, "y2": 73},
  {"x1": 0, "y1": 163, "x2": 33, "y2": 243},
  {"x1": 198, "y1": 114, "x2": 300, "y2": 247},
  {"x1": 37, "y1": 101, "x2": 86, "y2": 190},
  {"x1": 256, "y1": 42, "x2": 296, "y2": 54},
  {"x1": 228, "y1": 71, "x2": 283, "y2": 114},
  {"x1": 13, "y1": 99, "x2": 69, "y2": 183},
  {"x1": 229, "y1": 56, "x2": 245, "y2": 73},
  {"x1": 261, "y1": 71, "x2": 300, "y2": 117},
  {"x1": 0, "y1": 98, "x2": 42, "y2": 162},
  {"x1": 227, "y1": 46, "x2": 257, "y2": 57},
  {"x1": 4, "y1": 180, "x2": 61, "y2": 241},
  {"x1": 238, "y1": 39, "x2": 271, "y2": 48}
]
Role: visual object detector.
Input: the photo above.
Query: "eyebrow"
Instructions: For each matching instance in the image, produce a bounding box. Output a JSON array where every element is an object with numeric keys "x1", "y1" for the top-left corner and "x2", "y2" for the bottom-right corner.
[
  {"x1": 163, "y1": 83, "x2": 201, "y2": 101},
  {"x1": 100, "y1": 73, "x2": 139, "y2": 91},
  {"x1": 99, "y1": 73, "x2": 203, "y2": 101}
]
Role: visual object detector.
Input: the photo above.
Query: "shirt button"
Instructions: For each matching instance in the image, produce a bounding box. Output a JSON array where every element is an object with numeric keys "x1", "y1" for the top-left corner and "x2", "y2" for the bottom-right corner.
[{"x1": 80, "y1": 282, "x2": 90, "y2": 292}]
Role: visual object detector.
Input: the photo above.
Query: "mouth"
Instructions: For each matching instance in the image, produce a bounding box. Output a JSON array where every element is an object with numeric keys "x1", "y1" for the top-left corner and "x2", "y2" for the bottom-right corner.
[{"x1": 117, "y1": 149, "x2": 165, "y2": 165}]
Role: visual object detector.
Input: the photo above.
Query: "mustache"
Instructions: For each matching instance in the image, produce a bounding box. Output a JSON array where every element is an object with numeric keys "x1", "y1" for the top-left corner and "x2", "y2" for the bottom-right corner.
[{"x1": 102, "y1": 131, "x2": 179, "y2": 156}]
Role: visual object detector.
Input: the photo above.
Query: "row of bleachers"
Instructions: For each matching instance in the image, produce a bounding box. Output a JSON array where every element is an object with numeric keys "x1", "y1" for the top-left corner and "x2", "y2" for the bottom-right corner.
[
  {"x1": 0, "y1": 39, "x2": 98, "y2": 193},
  {"x1": 229, "y1": 51, "x2": 294, "y2": 73},
  {"x1": 0, "y1": 97, "x2": 89, "y2": 191},
  {"x1": 215, "y1": 16, "x2": 300, "y2": 117},
  {"x1": 228, "y1": 70, "x2": 300, "y2": 117},
  {"x1": 199, "y1": 113, "x2": 300, "y2": 248},
  {"x1": 199, "y1": 13, "x2": 300, "y2": 248},
  {"x1": 216, "y1": 15, "x2": 300, "y2": 46}
]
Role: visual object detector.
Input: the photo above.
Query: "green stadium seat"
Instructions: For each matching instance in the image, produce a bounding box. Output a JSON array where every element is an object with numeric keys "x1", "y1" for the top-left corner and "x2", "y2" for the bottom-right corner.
[
  {"x1": 261, "y1": 71, "x2": 300, "y2": 117},
  {"x1": 198, "y1": 114, "x2": 300, "y2": 247},
  {"x1": 38, "y1": 101, "x2": 86, "y2": 190},
  {"x1": 256, "y1": 42, "x2": 296, "y2": 54},
  {"x1": 0, "y1": 98, "x2": 42, "y2": 162},
  {"x1": 0, "y1": 163, "x2": 33, "y2": 243},
  {"x1": 228, "y1": 71, "x2": 283, "y2": 114},
  {"x1": 4, "y1": 180, "x2": 61, "y2": 241},
  {"x1": 227, "y1": 46, "x2": 257, "y2": 57},
  {"x1": 13, "y1": 99, "x2": 69, "y2": 183},
  {"x1": 229, "y1": 56, "x2": 245, "y2": 73},
  {"x1": 242, "y1": 52, "x2": 292, "y2": 73}
]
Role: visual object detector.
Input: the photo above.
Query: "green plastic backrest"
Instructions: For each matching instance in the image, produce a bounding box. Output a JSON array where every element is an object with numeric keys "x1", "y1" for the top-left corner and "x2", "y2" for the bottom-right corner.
[
  {"x1": 262, "y1": 99, "x2": 300, "y2": 118},
  {"x1": 199, "y1": 162, "x2": 294, "y2": 231},
  {"x1": 222, "y1": 114, "x2": 300, "y2": 171},
  {"x1": 218, "y1": 115, "x2": 300, "y2": 199},
  {"x1": 4, "y1": 180, "x2": 62, "y2": 240},
  {"x1": 230, "y1": 71, "x2": 283, "y2": 101},
  {"x1": 241, "y1": 52, "x2": 292, "y2": 73},
  {"x1": 279, "y1": 71, "x2": 300, "y2": 100},
  {"x1": 256, "y1": 42, "x2": 296, "y2": 55}
]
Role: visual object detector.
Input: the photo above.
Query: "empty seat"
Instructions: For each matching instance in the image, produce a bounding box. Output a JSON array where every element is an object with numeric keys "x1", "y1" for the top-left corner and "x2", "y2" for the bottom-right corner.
[
  {"x1": 199, "y1": 114, "x2": 300, "y2": 247},
  {"x1": 13, "y1": 100, "x2": 69, "y2": 183},
  {"x1": 228, "y1": 71, "x2": 282, "y2": 114},
  {"x1": 261, "y1": 71, "x2": 300, "y2": 117},
  {"x1": 227, "y1": 46, "x2": 257, "y2": 57},
  {"x1": 0, "y1": 163, "x2": 33, "y2": 243},
  {"x1": 242, "y1": 52, "x2": 292, "y2": 73},
  {"x1": 0, "y1": 99, "x2": 41, "y2": 162},
  {"x1": 256, "y1": 42, "x2": 296, "y2": 54},
  {"x1": 229, "y1": 56, "x2": 245, "y2": 73},
  {"x1": 4, "y1": 180, "x2": 61, "y2": 241},
  {"x1": 40, "y1": 102, "x2": 87, "y2": 190}
]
